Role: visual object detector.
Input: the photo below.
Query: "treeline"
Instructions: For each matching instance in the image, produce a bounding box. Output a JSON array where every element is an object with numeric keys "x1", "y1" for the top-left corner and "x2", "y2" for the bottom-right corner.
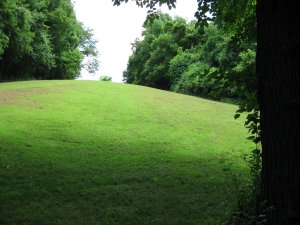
[
  {"x1": 0, "y1": 0, "x2": 98, "y2": 81},
  {"x1": 123, "y1": 13, "x2": 256, "y2": 103}
]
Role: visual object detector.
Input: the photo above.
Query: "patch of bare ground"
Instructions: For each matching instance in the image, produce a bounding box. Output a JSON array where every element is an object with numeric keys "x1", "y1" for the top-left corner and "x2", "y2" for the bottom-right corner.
[
  {"x1": 0, "y1": 87, "x2": 52, "y2": 104},
  {"x1": 0, "y1": 83, "x2": 87, "y2": 105}
]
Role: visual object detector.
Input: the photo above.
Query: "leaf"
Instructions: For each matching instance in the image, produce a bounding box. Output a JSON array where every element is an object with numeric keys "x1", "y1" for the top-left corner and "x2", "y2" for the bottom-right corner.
[
  {"x1": 247, "y1": 136, "x2": 255, "y2": 140},
  {"x1": 253, "y1": 136, "x2": 261, "y2": 144},
  {"x1": 234, "y1": 113, "x2": 241, "y2": 119}
]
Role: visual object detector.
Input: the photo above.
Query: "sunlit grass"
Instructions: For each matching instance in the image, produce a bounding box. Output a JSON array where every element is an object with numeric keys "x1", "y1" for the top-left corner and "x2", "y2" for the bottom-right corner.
[{"x1": 0, "y1": 80, "x2": 253, "y2": 225}]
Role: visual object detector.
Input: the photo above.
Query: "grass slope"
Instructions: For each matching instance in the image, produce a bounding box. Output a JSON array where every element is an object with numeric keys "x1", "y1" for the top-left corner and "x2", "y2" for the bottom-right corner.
[{"x1": 0, "y1": 80, "x2": 253, "y2": 225}]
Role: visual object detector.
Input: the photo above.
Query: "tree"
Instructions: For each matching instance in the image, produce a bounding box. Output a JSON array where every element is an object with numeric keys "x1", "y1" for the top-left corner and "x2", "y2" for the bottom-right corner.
[
  {"x1": 113, "y1": 0, "x2": 300, "y2": 224},
  {"x1": 257, "y1": 0, "x2": 300, "y2": 224},
  {"x1": 0, "y1": 0, "x2": 99, "y2": 81},
  {"x1": 124, "y1": 13, "x2": 212, "y2": 91},
  {"x1": 0, "y1": 0, "x2": 34, "y2": 80},
  {"x1": 124, "y1": 13, "x2": 179, "y2": 89},
  {"x1": 125, "y1": 14, "x2": 253, "y2": 101}
]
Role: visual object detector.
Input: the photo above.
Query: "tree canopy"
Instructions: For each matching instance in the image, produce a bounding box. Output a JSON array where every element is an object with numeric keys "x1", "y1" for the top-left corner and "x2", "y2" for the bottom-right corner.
[
  {"x1": 124, "y1": 12, "x2": 256, "y2": 111},
  {"x1": 0, "y1": 0, "x2": 99, "y2": 81}
]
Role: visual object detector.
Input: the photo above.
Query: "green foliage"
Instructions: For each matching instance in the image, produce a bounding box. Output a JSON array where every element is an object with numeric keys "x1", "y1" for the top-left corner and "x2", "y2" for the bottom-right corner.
[
  {"x1": 170, "y1": 25, "x2": 236, "y2": 99},
  {"x1": 112, "y1": 0, "x2": 176, "y2": 22},
  {"x1": 168, "y1": 49, "x2": 193, "y2": 89},
  {"x1": 99, "y1": 75, "x2": 112, "y2": 81},
  {"x1": 125, "y1": 19, "x2": 252, "y2": 101},
  {"x1": 0, "y1": 0, "x2": 99, "y2": 81},
  {"x1": 143, "y1": 33, "x2": 178, "y2": 89},
  {"x1": 57, "y1": 50, "x2": 84, "y2": 79},
  {"x1": 124, "y1": 13, "x2": 203, "y2": 90}
]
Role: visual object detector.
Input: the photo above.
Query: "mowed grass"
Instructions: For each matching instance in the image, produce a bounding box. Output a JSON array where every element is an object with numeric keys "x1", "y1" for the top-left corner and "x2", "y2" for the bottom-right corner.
[{"x1": 0, "y1": 80, "x2": 253, "y2": 225}]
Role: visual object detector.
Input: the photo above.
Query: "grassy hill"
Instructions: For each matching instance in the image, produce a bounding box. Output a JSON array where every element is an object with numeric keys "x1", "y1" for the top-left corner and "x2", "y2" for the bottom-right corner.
[{"x1": 0, "y1": 80, "x2": 253, "y2": 225}]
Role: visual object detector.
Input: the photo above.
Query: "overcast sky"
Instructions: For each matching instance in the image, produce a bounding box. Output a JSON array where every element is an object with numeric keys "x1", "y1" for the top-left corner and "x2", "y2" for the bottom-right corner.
[{"x1": 74, "y1": 0, "x2": 198, "y2": 82}]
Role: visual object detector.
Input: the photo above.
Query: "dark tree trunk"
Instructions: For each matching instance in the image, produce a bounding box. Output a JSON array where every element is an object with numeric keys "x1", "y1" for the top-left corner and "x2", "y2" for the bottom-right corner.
[{"x1": 257, "y1": 0, "x2": 300, "y2": 224}]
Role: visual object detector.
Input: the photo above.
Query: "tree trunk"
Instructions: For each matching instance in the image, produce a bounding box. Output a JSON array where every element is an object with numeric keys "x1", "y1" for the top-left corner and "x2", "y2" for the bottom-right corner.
[{"x1": 257, "y1": 0, "x2": 300, "y2": 224}]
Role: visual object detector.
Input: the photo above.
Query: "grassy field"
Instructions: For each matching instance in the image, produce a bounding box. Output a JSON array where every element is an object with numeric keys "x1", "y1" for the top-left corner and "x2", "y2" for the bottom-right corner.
[{"x1": 0, "y1": 80, "x2": 253, "y2": 225}]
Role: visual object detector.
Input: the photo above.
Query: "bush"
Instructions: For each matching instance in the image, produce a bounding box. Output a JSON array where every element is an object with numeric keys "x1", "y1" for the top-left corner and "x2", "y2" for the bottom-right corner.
[{"x1": 99, "y1": 75, "x2": 112, "y2": 81}]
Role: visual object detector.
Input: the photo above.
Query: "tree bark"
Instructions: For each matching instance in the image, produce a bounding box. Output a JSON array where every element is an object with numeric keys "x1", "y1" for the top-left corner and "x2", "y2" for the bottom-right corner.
[{"x1": 257, "y1": 0, "x2": 300, "y2": 224}]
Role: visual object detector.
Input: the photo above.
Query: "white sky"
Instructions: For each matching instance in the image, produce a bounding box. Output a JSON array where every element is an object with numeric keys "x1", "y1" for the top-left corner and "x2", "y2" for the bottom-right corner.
[{"x1": 74, "y1": 0, "x2": 198, "y2": 82}]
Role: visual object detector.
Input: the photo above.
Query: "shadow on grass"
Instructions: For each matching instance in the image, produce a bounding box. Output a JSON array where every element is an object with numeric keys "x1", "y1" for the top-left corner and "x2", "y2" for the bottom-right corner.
[{"x1": 0, "y1": 143, "x2": 244, "y2": 225}]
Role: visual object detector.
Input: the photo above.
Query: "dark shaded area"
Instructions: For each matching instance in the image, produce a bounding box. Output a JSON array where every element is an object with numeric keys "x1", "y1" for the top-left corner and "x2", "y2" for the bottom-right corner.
[{"x1": 257, "y1": 0, "x2": 300, "y2": 224}]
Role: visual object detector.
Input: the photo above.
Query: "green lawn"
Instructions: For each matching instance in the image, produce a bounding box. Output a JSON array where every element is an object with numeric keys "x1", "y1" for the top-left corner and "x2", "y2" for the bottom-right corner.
[{"x1": 0, "y1": 80, "x2": 253, "y2": 225}]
